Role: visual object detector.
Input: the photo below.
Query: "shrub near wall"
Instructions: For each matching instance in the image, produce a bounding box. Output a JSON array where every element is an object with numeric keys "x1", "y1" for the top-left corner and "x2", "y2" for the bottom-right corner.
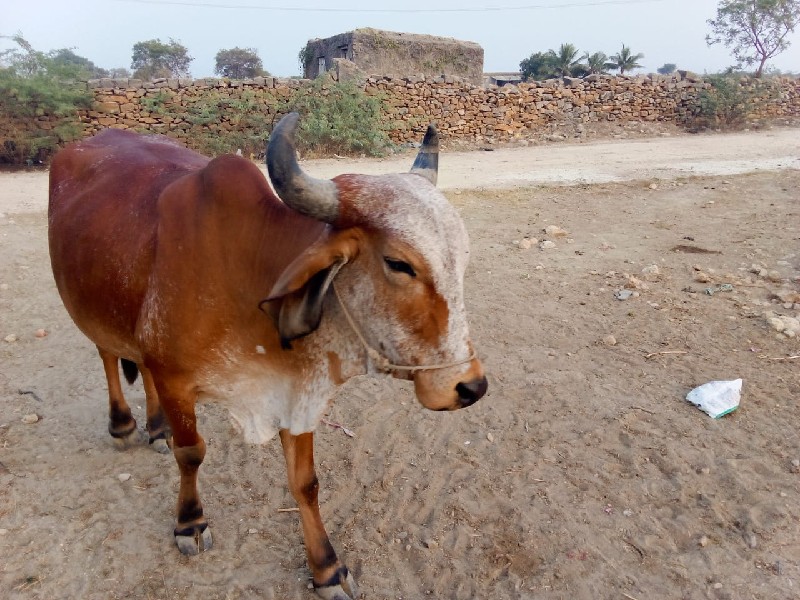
[
  {"x1": 13, "y1": 72, "x2": 800, "y2": 160},
  {"x1": 79, "y1": 75, "x2": 390, "y2": 157}
]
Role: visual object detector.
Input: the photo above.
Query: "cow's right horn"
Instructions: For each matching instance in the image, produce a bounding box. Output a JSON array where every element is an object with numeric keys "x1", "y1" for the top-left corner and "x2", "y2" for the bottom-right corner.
[{"x1": 267, "y1": 112, "x2": 340, "y2": 223}]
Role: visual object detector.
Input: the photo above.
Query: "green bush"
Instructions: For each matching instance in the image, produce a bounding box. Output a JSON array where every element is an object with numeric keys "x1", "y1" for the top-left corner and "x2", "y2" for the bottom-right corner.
[
  {"x1": 0, "y1": 35, "x2": 91, "y2": 164},
  {"x1": 141, "y1": 79, "x2": 389, "y2": 159},
  {"x1": 695, "y1": 75, "x2": 775, "y2": 129},
  {"x1": 285, "y1": 78, "x2": 391, "y2": 157},
  {"x1": 142, "y1": 77, "x2": 391, "y2": 156}
]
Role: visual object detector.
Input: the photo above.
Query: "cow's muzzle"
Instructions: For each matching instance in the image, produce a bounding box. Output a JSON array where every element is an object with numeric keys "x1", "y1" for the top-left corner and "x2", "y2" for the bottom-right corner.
[{"x1": 455, "y1": 376, "x2": 488, "y2": 408}]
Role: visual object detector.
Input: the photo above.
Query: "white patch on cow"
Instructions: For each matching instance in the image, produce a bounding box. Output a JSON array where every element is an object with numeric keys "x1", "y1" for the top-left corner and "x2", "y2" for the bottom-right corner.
[
  {"x1": 199, "y1": 331, "x2": 361, "y2": 444},
  {"x1": 137, "y1": 290, "x2": 165, "y2": 353},
  {"x1": 343, "y1": 174, "x2": 473, "y2": 374},
  {"x1": 200, "y1": 363, "x2": 335, "y2": 444},
  {"x1": 200, "y1": 367, "x2": 290, "y2": 443},
  {"x1": 255, "y1": 345, "x2": 266, "y2": 354}
]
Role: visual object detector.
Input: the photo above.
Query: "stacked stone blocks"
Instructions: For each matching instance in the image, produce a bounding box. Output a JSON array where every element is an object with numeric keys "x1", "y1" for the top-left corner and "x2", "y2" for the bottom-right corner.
[{"x1": 24, "y1": 73, "x2": 800, "y2": 149}]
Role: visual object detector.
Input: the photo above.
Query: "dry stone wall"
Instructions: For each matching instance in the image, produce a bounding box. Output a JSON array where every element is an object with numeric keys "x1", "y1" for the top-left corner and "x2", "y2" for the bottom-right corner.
[
  {"x1": 371, "y1": 73, "x2": 800, "y2": 143},
  {"x1": 81, "y1": 76, "x2": 299, "y2": 147},
  {"x1": 26, "y1": 73, "x2": 800, "y2": 152}
]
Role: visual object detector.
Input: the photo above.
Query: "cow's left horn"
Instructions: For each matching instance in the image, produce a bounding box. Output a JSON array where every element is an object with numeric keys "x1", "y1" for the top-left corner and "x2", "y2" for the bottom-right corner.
[
  {"x1": 267, "y1": 112, "x2": 340, "y2": 223},
  {"x1": 409, "y1": 124, "x2": 439, "y2": 185}
]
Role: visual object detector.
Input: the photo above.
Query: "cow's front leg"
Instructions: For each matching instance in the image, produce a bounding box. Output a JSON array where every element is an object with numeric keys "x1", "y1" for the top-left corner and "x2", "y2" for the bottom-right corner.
[
  {"x1": 171, "y1": 437, "x2": 212, "y2": 555},
  {"x1": 157, "y1": 378, "x2": 213, "y2": 555},
  {"x1": 280, "y1": 430, "x2": 358, "y2": 600}
]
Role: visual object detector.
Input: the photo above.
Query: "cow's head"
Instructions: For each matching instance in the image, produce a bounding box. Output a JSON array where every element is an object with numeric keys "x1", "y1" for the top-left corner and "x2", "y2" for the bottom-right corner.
[{"x1": 266, "y1": 113, "x2": 487, "y2": 411}]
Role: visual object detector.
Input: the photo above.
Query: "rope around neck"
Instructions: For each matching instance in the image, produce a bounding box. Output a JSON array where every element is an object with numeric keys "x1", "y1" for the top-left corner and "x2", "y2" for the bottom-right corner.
[{"x1": 332, "y1": 283, "x2": 475, "y2": 373}]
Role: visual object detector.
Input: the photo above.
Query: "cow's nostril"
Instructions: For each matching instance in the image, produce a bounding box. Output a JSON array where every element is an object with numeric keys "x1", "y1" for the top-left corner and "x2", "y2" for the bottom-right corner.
[{"x1": 455, "y1": 376, "x2": 488, "y2": 408}]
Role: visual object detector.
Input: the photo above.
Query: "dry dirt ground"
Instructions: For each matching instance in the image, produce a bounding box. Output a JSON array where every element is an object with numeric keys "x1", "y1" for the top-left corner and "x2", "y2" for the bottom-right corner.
[{"x1": 1, "y1": 127, "x2": 799, "y2": 600}]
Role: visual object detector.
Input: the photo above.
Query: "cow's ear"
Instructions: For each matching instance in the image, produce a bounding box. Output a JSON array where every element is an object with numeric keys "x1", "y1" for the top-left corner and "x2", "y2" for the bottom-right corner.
[{"x1": 265, "y1": 231, "x2": 359, "y2": 346}]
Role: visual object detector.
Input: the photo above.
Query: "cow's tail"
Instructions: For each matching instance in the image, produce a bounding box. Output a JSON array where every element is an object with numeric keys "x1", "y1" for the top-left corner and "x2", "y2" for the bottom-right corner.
[{"x1": 120, "y1": 359, "x2": 140, "y2": 385}]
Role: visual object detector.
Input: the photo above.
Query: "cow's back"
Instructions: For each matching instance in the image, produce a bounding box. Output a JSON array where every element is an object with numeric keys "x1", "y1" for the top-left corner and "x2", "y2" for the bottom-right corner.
[
  {"x1": 49, "y1": 129, "x2": 328, "y2": 366},
  {"x1": 49, "y1": 130, "x2": 210, "y2": 359}
]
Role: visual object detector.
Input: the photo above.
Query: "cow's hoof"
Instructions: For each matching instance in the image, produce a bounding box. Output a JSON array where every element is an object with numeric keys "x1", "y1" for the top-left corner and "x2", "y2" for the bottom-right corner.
[
  {"x1": 112, "y1": 427, "x2": 147, "y2": 449},
  {"x1": 149, "y1": 436, "x2": 172, "y2": 454},
  {"x1": 314, "y1": 567, "x2": 359, "y2": 600},
  {"x1": 174, "y1": 523, "x2": 213, "y2": 555}
]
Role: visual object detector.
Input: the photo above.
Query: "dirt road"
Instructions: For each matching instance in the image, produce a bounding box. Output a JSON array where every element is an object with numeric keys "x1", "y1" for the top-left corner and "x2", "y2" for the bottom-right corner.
[
  {"x1": 3, "y1": 127, "x2": 799, "y2": 213},
  {"x1": 307, "y1": 126, "x2": 800, "y2": 188},
  {"x1": 1, "y1": 127, "x2": 799, "y2": 600}
]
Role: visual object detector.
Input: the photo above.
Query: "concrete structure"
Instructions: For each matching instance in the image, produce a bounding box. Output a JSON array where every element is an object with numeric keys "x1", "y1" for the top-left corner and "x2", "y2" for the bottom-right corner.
[
  {"x1": 300, "y1": 28, "x2": 484, "y2": 85},
  {"x1": 484, "y1": 72, "x2": 523, "y2": 87}
]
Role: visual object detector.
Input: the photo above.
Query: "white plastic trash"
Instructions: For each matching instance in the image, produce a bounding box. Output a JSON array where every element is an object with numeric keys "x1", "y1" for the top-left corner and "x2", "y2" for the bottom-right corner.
[{"x1": 686, "y1": 379, "x2": 742, "y2": 418}]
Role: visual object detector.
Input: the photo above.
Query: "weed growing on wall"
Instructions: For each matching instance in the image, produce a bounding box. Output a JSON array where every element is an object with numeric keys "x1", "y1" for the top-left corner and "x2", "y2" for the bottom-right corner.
[
  {"x1": 297, "y1": 45, "x2": 314, "y2": 75},
  {"x1": 142, "y1": 89, "x2": 275, "y2": 157},
  {"x1": 139, "y1": 90, "x2": 172, "y2": 114},
  {"x1": 286, "y1": 78, "x2": 391, "y2": 157}
]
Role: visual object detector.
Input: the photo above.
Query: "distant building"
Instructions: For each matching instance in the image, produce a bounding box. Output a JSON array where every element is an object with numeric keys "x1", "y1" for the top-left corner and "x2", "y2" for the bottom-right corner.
[
  {"x1": 484, "y1": 72, "x2": 523, "y2": 87},
  {"x1": 300, "y1": 28, "x2": 484, "y2": 85}
]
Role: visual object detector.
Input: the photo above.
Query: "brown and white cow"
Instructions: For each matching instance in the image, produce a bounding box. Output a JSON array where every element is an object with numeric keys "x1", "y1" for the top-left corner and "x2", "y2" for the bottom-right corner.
[{"x1": 48, "y1": 113, "x2": 487, "y2": 599}]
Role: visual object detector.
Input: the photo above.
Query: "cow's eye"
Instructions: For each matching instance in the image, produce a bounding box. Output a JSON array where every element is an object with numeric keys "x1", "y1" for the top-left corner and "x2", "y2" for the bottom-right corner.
[{"x1": 384, "y1": 257, "x2": 416, "y2": 277}]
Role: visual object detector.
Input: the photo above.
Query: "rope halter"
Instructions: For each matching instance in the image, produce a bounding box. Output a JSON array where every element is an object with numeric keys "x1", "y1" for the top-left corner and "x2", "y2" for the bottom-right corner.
[{"x1": 331, "y1": 283, "x2": 476, "y2": 374}]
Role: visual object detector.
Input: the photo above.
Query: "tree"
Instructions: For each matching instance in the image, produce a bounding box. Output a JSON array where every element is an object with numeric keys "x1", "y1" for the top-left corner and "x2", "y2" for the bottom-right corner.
[
  {"x1": 106, "y1": 67, "x2": 132, "y2": 79},
  {"x1": 657, "y1": 63, "x2": 678, "y2": 75},
  {"x1": 0, "y1": 34, "x2": 94, "y2": 92},
  {"x1": 49, "y1": 50, "x2": 129, "y2": 79},
  {"x1": 547, "y1": 43, "x2": 585, "y2": 77},
  {"x1": 131, "y1": 38, "x2": 192, "y2": 80},
  {"x1": 706, "y1": 0, "x2": 800, "y2": 78},
  {"x1": 520, "y1": 52, "x2": 555, "y2": 81},
  {"x1": 584, "y1": 51, "x2": 612, "y2": 74},
  {"x1": 214, "y1": 47, "x2": 267, "y2": 79},
  {"x1": 50, "y1": 48, "x2": 109, "y2": 78},
  {"x1": 519, "y1": 43, "x2": 587, "y2": 81},
  {"x1": 0, "y1": 33, "x2": 44, "y2": 76},
  {"x1": 609, "y1": 44, "x2": 645, "y2": 74}
]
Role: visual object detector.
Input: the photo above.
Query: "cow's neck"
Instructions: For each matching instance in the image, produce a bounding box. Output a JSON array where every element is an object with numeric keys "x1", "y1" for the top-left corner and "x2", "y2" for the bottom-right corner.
[{"x1": 303, "y1": 292, "x2": 374, "y2": 383}]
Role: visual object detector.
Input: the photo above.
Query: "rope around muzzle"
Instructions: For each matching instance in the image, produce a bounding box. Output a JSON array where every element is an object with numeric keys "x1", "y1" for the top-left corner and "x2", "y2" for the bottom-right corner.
[{"x1": 331, "y1": 283, "x2": 476, "y2": 374}]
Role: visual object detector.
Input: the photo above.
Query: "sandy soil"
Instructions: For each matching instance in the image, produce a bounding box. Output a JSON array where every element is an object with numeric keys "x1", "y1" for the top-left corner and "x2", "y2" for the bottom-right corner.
[{"x1": 1, "y1": 127, "x2": 799, "y2": 600}]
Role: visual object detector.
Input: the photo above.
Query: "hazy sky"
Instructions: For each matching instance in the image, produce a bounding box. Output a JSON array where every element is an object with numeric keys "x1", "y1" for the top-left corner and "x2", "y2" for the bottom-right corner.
[{"x1": 3, "y1": 0, "x2": 799, "y2": 78}]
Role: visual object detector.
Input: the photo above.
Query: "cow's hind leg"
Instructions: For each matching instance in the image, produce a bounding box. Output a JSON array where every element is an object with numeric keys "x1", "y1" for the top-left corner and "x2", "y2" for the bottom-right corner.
[
  {"x1": 155, "y1": 375, "x2": 212, "y2": 555},
  {"x1": 99, "y1": 348, "x2": 145, "y2": 447},
  {"x1": 139, "y1": 365, "x2": 172, "y2": 454},
  {"x1": 280, "y1": 430, "x2": 358, "y2": 600}
]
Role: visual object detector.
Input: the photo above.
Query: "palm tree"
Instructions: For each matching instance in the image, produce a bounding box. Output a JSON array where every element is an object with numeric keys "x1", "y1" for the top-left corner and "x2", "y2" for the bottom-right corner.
[
  {"x1": 609, "y1": 44, "x2": 644, "y2": 75},
  {"x1": 547, "y1": 43, "x2": 584, "y2": 77},
  {"x1": 583, "y1": 51, "x2": 611, "y2": 75}
]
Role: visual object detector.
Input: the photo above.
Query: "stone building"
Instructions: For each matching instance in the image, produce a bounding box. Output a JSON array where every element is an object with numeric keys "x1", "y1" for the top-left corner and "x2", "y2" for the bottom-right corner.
[{"x1": 300, "y1": 28, "x2": 484, "y2": 85}]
